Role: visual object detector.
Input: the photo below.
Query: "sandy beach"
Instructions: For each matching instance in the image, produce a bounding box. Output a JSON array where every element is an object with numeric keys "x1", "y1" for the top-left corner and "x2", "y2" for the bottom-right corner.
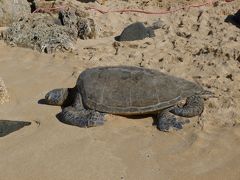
[{"x1": 0, "y1": 0, "x2": 240, "y2": 179}]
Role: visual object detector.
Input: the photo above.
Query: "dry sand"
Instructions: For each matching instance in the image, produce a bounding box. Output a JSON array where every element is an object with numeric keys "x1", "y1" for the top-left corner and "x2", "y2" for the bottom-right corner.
[{"x1": 0, "y1": 0, "x2": 240, "y2": 179}]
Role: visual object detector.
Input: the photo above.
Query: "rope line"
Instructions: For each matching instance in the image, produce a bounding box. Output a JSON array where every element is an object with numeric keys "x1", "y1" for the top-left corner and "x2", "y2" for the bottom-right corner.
[
  {"x1": 86, "y1": 0, "x2": 236, "y2": 15},
  {"x1": 32, "y1": 0, "x2": 236, "y2": 15}
]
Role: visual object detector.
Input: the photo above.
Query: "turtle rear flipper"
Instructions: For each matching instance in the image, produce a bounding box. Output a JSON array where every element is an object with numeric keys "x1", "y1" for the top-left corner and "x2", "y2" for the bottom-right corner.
[
  {"x1": 157, "y1": 95, "x2": 203, "y2": 132},
  {"x1": 157, "y1": 111, "x2": 189, "y2": 132}
]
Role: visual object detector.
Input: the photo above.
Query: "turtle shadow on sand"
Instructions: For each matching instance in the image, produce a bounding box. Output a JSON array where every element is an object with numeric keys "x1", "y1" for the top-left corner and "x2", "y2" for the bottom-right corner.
[
  {"x1": 0, "y1": 120, "x2": 31, "y2": 137},
  {"x1": 120, "y1": 114, "x2": 190, "y2": 130},
  {"x1": 56, "y1": 113, "x2": 152, "y2": 127},
  {"x1": 55, "y1": 112, "x2": 190, "y2": 131},
  {"x1": 54, "y1": 107, "x2": 191, "y2": 131},
  {"x1": 225, "y1": 10, "x2": 240, "y2": 28},
  {"x1": 40, "y1": 101, "x2": 155, "y2": 126},
  {"x1": 38, "y1": 99, "x2": 48, "y2": 105}
]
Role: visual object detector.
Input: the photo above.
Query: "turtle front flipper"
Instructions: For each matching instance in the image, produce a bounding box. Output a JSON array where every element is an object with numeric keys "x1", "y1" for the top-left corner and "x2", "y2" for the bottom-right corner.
[
  {"x1": 59, "y1": 106, "x2": 105, "y2": 127},
  {"x1": 170, "y1": 95, "x2": 204, "y2": 117},
  {"x1": 157, "y1": 111, "x2": 188, "y2": 131}
]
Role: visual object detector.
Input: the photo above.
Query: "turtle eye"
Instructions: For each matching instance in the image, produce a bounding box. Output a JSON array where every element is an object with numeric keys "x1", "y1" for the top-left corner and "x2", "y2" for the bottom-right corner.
[{"x1": 45, "y1": 92, "x2": 53, "y2": 104}]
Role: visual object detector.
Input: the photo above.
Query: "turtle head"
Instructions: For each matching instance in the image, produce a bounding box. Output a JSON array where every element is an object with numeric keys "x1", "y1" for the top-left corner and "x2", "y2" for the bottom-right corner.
[{"x1": 45, "y1": 88, "x2": 69, "y2": 106}]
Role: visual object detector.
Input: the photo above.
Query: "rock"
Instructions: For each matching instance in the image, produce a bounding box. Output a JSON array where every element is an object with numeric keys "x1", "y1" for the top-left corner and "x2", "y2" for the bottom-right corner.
[
  {"x1": 0, "y1": 78, "x2": 9, "y2": 104},
  {"x1": 2, "y1": 8, "x2": 97, "y2": 53},
  {"x1": 59, "y1": 9, "x2": 96, "y2": 39},
  {"x1": 3, "y1": 13, "x2": 77, "y2": 53},
  {"x1": 0, "y1": 0, "x2": 30, "y2": 26},
  {"x1": 225, "y1": 9, "x2": 240, "y2": 28},
  {"x1": 115, "y1": 22, "x2": 155, "y2": 41},
  {"x1": 0, "y1": 120, "x2": 31, "y2": 137}
]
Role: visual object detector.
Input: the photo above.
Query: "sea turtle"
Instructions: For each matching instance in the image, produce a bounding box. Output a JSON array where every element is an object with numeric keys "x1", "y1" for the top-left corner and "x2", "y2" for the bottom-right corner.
[{"x1": 44, "y1": 66, "x2": 211, "y2": 131}]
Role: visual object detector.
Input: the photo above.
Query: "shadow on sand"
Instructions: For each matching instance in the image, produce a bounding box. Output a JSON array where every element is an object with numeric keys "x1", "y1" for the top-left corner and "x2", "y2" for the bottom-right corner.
[
  {"x1": 38, "y1": 99, "x2": 48, "y2": 105},
  {"x1": 0, "y1": 120, "x2": 31, "y2": 137}
]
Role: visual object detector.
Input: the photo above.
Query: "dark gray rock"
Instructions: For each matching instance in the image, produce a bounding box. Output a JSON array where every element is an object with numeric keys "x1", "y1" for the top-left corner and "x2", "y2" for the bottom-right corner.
[
  {"x1": 0, "y1": 120, "x2": 31, "y2": 137},
  {"x1": 115, "y1": 22, "x2": 155, "y2": 41},
  {"x1": 225, "y1": 10, "x2": 240, "y2": 28}
]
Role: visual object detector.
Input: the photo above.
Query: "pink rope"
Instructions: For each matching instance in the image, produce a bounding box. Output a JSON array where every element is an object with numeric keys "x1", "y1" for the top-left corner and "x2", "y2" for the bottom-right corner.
[
  {"x1": 32, "y1": 0, "x2": 236, "y2": 15},
  {"x1": 86, "y1": 0, "x2": 236, "y2": 15}
]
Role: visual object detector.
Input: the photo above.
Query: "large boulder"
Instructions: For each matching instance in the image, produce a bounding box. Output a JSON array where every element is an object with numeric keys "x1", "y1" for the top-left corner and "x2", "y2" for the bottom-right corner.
[
  {"x1": 3, "y1": 8, "x2": 96, "y2": 53},
  {"x1": 0, "y1": 0, "x2": 30, "y2": 26}
]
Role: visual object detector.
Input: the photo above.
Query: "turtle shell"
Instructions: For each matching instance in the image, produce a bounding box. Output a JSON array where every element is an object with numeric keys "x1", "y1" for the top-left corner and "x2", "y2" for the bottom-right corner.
[{"x1": 77, "y1": 66, "x2": 204, "y2": 115}]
